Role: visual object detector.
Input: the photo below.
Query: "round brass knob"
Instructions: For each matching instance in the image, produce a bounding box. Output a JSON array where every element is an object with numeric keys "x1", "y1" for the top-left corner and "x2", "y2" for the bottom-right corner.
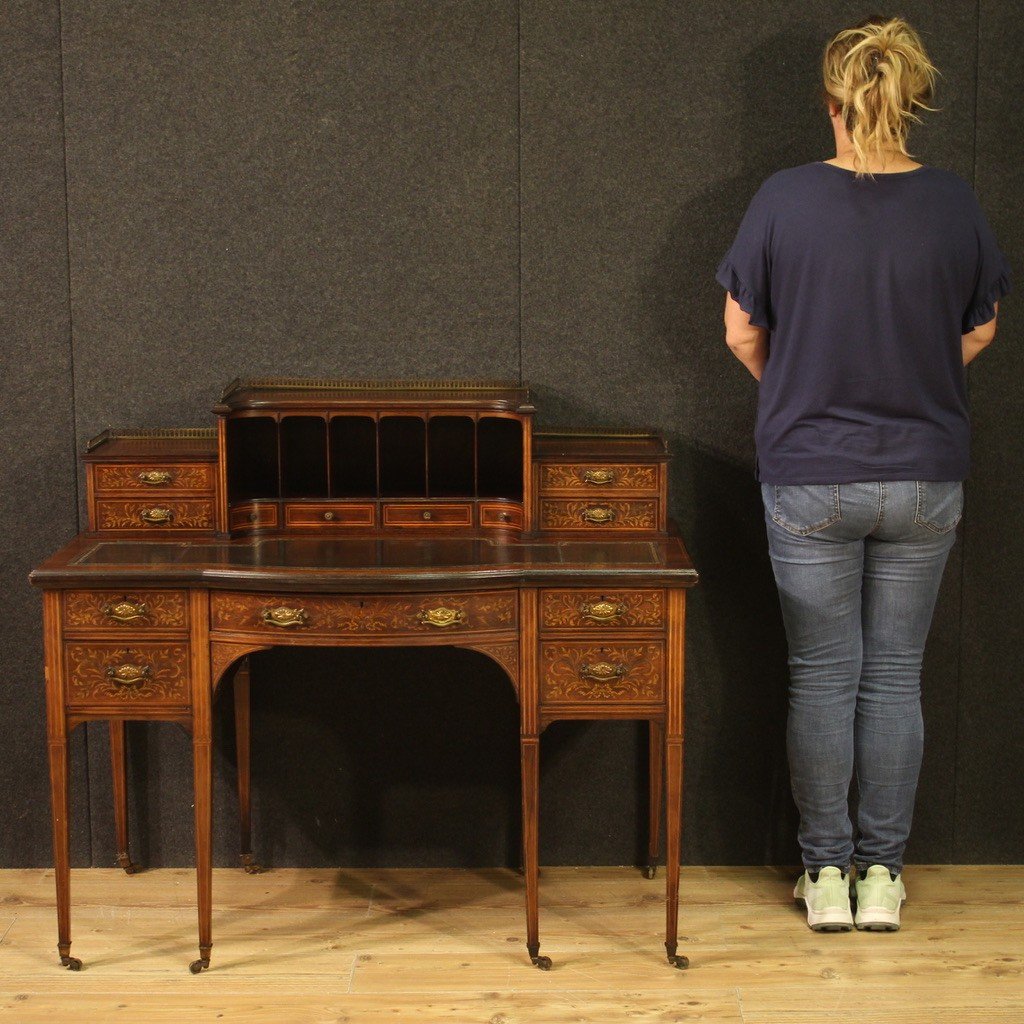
[
  {"x1": 422, "y1": 510, "x2": 432, "y2": 520},
  {"x1": 249, "y1": 512, "x2": 258, "y2": 523},
  {"x1": 499, "y1": 512, "x2": 511, "y2": 522},
  {"x1": 323, "y1": 511, "x2": 335, "y2": 521}
]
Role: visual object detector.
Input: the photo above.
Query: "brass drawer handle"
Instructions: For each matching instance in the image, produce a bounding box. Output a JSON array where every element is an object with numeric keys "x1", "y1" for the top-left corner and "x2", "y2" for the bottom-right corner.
[
  {"x1": 417, "y1": 606, "x2": 466, "y2": 628},
  {"x1": 139, "y1": 506, "x2": 174, "y2": 525},
  {"x1": 102, "y1": 597, "x2": 149, "y2": 623},
  {"x1": 580, "y1": 661, "x2": 627, "y2": 682},
  {"x1": 422, "y1": 510, "x2": 433, "y2": 520},
  {"x1": 261, "y1": 606, "x2": 309, "y2": 628},
  {"x1": 137, "y1": 470, "x2": 173, "y2": 486},
  {"x1": 106, "y1": 660, "x2": 152, "y2": 688},
  {"x1": 580, "y1": 600, "x2": 627, "y2": 623},
  {"x1": 583, "y1": 468, "x2": 616, "y2": 486},
  {"x1": 581, "y1": 505, "x2": 616, "y2": 525},
  {"x1": 323, "y1": 511, "x2": 335, "y2": 521}
]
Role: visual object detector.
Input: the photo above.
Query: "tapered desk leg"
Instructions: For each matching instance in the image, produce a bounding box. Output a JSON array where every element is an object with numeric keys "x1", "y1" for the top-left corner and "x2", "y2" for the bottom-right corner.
[
  {"x1": 645, "y1": 719, "x2": 665, "y2": 879},
  {"x1": 43, "y1": 592, "x2": 80, "y2": 971},
  {"x1": 109, "y1": 721, "x2": 139, "y2": 874},
  {"x1": 233, "y1": 658, "x2": 261, "y2": 873},
  {"x1": 664, "y1": 735, "x2": 687, "y2": 969},
  {"x1": 520, "y1": 735, "x2": 549, "y2": 970},
  {"x1": 191, "y1": 730, "x2": 213, "y2": 973},
  {"x1": 190, "y1": 591, "x2": 213, "y2": 974},
  {"x1": 48, "y1": 736, "x2": 79, "y2": 970}
]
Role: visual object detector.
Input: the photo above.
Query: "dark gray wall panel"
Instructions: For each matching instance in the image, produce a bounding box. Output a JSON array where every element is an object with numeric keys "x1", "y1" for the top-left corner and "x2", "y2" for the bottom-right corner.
[
  {"x1": 955, "y1": 3, "x2": 1024, "y2": 861},
  {"x1": 0, "y1": 1, "x2": 89, "y2": 867},
  {"x1": 62, "y1": 1, "x2": 520, "y2": 867},
  {"x1": 521, "y1": 1, "x2": 976, "y2": 863},
  {"x1": 61, "y1": 0, "x2": 520, "y2": 440}
]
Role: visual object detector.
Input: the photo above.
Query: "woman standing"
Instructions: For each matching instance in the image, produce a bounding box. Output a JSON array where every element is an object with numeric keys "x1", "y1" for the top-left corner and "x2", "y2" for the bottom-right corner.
[{"x1": 716, "y1": 15, "x2": 1011, "y2": 932}]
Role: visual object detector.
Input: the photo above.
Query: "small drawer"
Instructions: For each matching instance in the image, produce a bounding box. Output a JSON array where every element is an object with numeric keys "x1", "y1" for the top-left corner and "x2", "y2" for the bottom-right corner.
[
  {"x1": 229, "y1": 502, "x2": 279, "y2": 532},
  {"x1": 479, "y1": 502, "x2": 524, "y2": 530},
  {"x1": 539, "y1": 499, "x2": 659, "y2": 531},
  {"x1": 539, "y1": 463, "x2": 660, "y2": 494},
  {"x1": 64, "y1": 642, "x2": 190, "y2": 709},
  {"x1": 93, "y1": 462, "x2": 216, "y2": 493},
  {"x1": 540, "y1": 641, "x2": 664, "y2": 704},
  {"x1": 540, "y1": 589, "x2": 665, "y2": 630},
  {"x1": 63, "y1": 590, "x2": 189, "y2": 633},
  {"x1": 95, "y1": 499, "x2": 215, "y2": 531},
  {"x1": 382, "y1": 502, "x2": 473, "y2": 528},
  {"x1": 285, "y1": 502, "x2": 376, "y2": 529},
  {"x1": 211, "y1": 590, "x2": 517, "y2": 636}
]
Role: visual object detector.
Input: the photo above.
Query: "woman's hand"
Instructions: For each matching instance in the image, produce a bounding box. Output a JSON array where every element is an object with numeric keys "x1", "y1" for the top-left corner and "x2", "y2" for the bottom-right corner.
[
  {"x1": 963, "y1": 302, "x2": 999, "y2": 365},
  {"x1": 723, "y1": 293, "x2": 769, "y2": 381}
]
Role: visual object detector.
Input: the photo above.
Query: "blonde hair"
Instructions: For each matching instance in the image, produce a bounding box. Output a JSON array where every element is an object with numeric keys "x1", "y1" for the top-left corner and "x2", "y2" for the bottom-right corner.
[{"x1": 822, "y1": 14, "x2": 939, "y2": 179}]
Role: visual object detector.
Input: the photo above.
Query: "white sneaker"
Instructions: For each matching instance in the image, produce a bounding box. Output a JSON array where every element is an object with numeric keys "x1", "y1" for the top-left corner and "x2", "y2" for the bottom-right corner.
[
  {"x1": 793, "y1": 866, "x2": 854, "y2": 932},
  {"x1": 854, "y1": 865, "x2": 907, "y2": 931}
]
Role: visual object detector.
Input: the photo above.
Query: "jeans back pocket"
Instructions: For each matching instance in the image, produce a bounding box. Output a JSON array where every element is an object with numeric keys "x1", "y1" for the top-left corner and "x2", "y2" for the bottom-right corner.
[
  {"x1": 914, "y1": 480, "x2": 964, "y2": 534},
  {"x1": 764, "y1": 483, "x2": 842, "y2": 536}
]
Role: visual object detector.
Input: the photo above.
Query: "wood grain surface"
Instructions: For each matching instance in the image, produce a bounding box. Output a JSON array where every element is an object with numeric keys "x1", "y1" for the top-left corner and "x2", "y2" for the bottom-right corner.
[{"x1": 0, "y1": 865, "x2": 1018, "y2": 1023}]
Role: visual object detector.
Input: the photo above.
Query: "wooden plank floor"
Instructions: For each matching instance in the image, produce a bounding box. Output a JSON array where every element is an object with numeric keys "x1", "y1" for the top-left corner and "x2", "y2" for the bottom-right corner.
[{"x1": 0, "y1": 865, "x2": 1020, "y2": 1023}]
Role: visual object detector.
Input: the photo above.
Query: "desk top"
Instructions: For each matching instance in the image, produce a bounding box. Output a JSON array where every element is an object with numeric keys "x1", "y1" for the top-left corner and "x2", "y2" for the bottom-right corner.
[{"x1": 30, "y1": 530, "x2": 698, "y2": 592}]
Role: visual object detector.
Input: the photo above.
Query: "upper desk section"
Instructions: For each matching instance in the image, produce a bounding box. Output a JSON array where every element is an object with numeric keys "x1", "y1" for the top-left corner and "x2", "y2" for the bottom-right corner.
[{"x1": 78, "y1": 378, "x2": 675, "y2": 543}]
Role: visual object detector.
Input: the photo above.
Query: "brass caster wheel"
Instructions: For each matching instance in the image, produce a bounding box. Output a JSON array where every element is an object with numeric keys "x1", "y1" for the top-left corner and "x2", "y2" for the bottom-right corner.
[
  {"x1": 60, "y1": 955, "x2": 82, "y2": 971},
  {"x1": 642, "y1": 864, "x2": 657, "y2": 880},
  {"x1": 240, "y1": 854, "x2": 264, "y2": 875},
  {"x1": 531, "y1": 954, "x2": 552, "y2": 971},
  {"x1": 188, "y1": 958, "x2": 210, "y2": 974},
  {"x1": 116, "y1": 854, "x2": 141, "y2": 874},
  {"x1": 668, "y1": 954, "x2": 690, "y2": 970}
]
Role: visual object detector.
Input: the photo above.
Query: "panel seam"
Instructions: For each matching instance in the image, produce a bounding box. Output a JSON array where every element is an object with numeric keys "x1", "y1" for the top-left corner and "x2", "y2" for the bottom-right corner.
[
  {"x1": 953, "y1": 0, "x2": 983, "y2": 863},
  {"x1": 516, "y1": 0, "x2": 522, "y2": 385}
]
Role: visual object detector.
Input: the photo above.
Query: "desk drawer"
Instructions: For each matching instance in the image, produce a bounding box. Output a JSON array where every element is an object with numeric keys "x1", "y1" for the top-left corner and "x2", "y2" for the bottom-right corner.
[
  {"x1": 230, "y1": 501, "x2": 279, "y2": 532},
  {"x1": 539, "y1": 499, "x2": 659, "y2": 532},
  {"x1": 539, "y1": 463, "x2": 660, "y2": 494},
  {"x1": 540, "y1": 641, "x2": 664, "y2": 704},
  {"x1": 64, "y1": 642, "x2": 190, "y2": 709},
  {"x1": 285, "y1": 502, "x2": 376, "y2": 529},
  {"x1": 479, "y1": 502, "x2": 524, "y2": 530},
  {"x1": 63, "y1": 590, "x2": 189, "y2": 633},
  {"x1": 93, "y1": 462, "x2": 216, "y2": 494},
  {"x1": 210, "y1": 591, "x2": 517, "y2": 636},
  {"x1": 95, "y1": 499, "x2": 215, "y2": 531},
  {"x1": 382, "y1": 502, "x2": 473, "y2": 528},
  {"x1": 540, "y1": 589, "x2": 665, "y2": 630}
]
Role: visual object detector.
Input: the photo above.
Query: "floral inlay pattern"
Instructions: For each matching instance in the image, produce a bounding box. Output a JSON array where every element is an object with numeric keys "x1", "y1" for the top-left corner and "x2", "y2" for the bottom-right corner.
[
  {"x1": 210, "y1": 592, "x2": 517, "y2": 634},
  {"x1": 94, "y1": 464, "x2": 215, "y2": 492},
  {"x1": 65, "y1": 643, "x2": 190, "y2": 705},
  {"x1": 63, "y1": 590, "x2": 188, "y2": 630},
  {"x1": 540, "y1": 590, "x2": 665, "y2": 629},
  {"x1": 540, "y1": 499, "x2": 658, "y2": 530},
  {"x1": 540, "y1": 642, "x2": 664, "y2": 702},
  {"x1": 540, "y1": 463, "x2": 659, "y2": 492}
]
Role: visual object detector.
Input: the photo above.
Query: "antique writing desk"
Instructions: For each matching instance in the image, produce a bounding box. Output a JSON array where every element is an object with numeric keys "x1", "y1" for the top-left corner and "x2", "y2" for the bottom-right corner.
[{"x1": 30, "y1": 379, "x2": 698, "y2": 974}]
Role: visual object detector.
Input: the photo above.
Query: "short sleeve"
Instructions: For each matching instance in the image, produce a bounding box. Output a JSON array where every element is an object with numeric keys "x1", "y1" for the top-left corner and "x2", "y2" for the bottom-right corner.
[
  {"x1": 715, "y1": 183, "x2": 772, "y2": 330},
  {"x1": 961, "y1": 200, "x2": 1011, "y2": 334}
]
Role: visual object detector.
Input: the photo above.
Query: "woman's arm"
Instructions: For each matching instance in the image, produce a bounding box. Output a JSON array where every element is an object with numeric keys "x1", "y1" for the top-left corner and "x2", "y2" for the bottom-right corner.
[
  {"x1": 723, "y1": 293, "x2": 769, "y2": 381},
  {"x1": 963, "y1": 301, "x2": 999, "y2": 365}
]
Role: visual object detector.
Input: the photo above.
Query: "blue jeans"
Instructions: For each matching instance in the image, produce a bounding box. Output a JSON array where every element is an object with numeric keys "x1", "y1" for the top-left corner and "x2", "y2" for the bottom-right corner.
[{"x1": 760, "y1": 480, "x2": 962, "y2": 875}]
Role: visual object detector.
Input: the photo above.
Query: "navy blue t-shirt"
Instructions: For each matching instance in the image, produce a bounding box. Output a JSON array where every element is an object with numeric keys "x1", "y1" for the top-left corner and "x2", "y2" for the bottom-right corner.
[{"x1": 715, "y1": 161, "x2": 1012, "y2": 484}]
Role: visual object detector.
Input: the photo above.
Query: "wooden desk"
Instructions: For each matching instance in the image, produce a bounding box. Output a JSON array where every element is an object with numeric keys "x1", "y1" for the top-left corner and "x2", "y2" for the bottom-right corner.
[{"x1": 30, "y1": 380, "x2": 698, "y2": 974}]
